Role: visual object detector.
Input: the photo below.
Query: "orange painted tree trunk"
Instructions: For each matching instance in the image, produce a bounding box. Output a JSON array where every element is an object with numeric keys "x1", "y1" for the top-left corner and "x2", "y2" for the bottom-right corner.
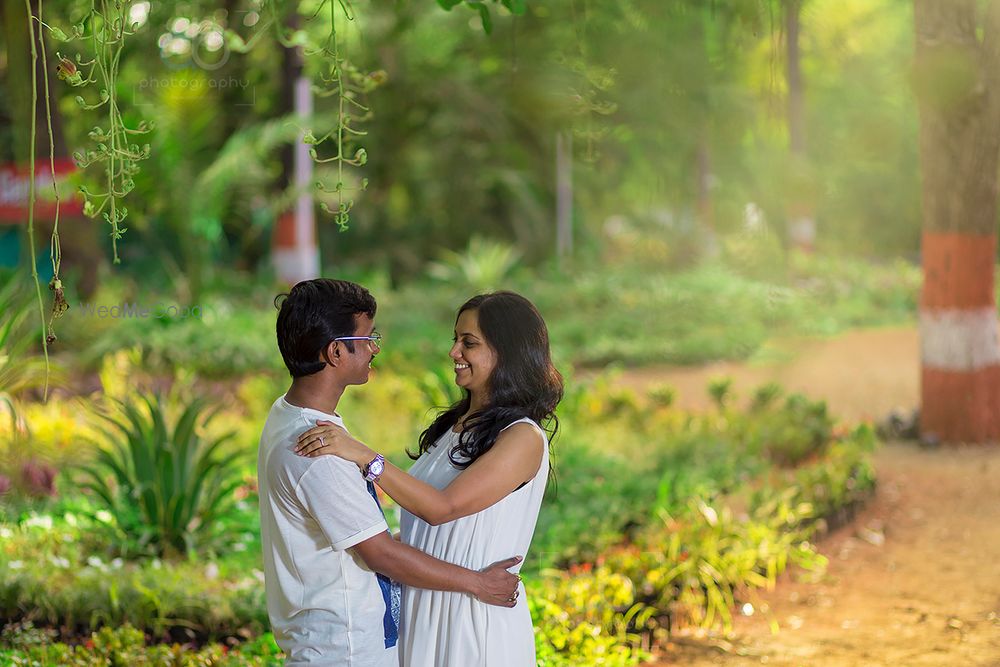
[{"x1": 914, "y1": 0, "x2": 1000, "y2": 442}]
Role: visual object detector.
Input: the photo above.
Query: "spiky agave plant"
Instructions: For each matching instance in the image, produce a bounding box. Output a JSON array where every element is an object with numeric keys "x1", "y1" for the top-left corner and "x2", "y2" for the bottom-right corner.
[{"x1": 77, "y1": 393, "x2": 246, "y2": 558}]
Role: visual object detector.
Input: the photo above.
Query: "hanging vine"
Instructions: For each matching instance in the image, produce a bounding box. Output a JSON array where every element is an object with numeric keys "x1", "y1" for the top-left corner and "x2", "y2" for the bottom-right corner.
[
  {"x1": 64, "y1": 1, "x2": 153, "y2": 263},
  {"x1": 23, "y1": 0, "x2": 48, "y2": 395},
  {"x1": 298, "y1": 0, "x2": 381, "y2": 230},
  {"x1": 18, "y1": 0, "x2": 151, "y2": 363},
  {"x1": 35, "y1": 0, "x2": 69, "y2": 349},
  {"x1": 224, "y1": 0, "x2": 381, "y2": 231}
]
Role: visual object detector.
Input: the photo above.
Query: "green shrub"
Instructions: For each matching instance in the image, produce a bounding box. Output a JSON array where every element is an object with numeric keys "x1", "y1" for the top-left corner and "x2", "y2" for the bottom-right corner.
[
  {"x1": 76, "y1": 394, "x2": 247, "y2": 557},
  {"x1": 532, "y1": 447, "x2": 661, "y2": 570},
  {"x1": 0, "y1": 511, "x2": 266, "y2": 638},
  {"x1": 80, "y1": 301, "x2": 282, "y2": 379},
  {"x1": 646, "y1": 383, "x2": 677, "y2": 409},
  {"x1": 610, "y1": 494, "x2": 826, "y2": 633},
  {"x1": 0, "y1": 623, "x2": 282, "y2": 666},
  {"x1": 758, "y1": 423, "x2": 878, "y2": 528},
  {"x1": 742, "y1": 393, "x2": 833, "y2": 466},
  {"x1": 78, "y1": 255, "x2": 924, "y2": 377}
]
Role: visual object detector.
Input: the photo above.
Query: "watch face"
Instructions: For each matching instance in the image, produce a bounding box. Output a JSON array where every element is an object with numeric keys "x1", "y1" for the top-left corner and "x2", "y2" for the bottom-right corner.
[{"x1": 369, "y1": 458, "x2": 384, "y2": 475}]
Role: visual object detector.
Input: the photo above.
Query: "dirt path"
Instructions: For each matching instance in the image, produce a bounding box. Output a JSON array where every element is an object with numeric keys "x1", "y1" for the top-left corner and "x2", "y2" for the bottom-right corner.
[
  {"x1": 618, "y1": 327, "x2": 1000, "y2": 666},
  {"x1": 652, "y1": 442, "x2": 1000, "y2": 666}
]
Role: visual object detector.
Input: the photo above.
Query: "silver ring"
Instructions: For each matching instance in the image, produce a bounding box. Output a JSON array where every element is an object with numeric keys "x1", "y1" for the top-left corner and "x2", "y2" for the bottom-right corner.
[{"x1": 320, "y1": 436, "x2": 326, "y2": 447}]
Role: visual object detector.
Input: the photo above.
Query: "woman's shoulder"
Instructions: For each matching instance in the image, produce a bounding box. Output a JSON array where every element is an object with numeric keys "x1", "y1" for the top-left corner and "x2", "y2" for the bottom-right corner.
[
  {"x1": 498, "y1": 417, "x2": 547, "y2": 446},
  {"x1": 499, "y1": 415, "x2": 540, "y2": 430}
]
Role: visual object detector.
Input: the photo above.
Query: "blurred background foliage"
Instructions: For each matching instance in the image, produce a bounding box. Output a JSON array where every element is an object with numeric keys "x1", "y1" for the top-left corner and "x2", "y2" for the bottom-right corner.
[{"x1": 1, "y1": 0, "x2": 920, "y2": 298}]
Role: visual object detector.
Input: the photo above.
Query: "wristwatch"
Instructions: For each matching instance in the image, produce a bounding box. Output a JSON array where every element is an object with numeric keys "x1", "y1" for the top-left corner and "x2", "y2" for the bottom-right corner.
[{"x1": 363, "y1": 453, "x2": 386, "y2": 482}]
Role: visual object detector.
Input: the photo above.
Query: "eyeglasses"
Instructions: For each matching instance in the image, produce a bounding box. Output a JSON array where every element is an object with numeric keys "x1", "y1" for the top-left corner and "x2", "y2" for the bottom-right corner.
[{"x1": 332, "y1": 332, "x2": 383, "y2": 348}]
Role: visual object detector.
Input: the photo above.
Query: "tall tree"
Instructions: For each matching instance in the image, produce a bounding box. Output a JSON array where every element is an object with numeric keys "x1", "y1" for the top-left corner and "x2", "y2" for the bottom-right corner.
[
  {"x1": 784, "y1": 0, "x2": 816, "y2": 252},
  {"x1": 271, "y1": 10, "x2": 318, "y2": 285},
  {"x1": 914, "y1": 0, "x2": 1000, "y2": 442}
]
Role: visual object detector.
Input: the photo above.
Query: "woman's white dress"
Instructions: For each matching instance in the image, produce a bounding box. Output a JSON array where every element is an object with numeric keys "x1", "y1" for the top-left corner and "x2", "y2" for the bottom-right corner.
[{"x1": 398, "y1": 418, "x2": 548, "y2": 667}]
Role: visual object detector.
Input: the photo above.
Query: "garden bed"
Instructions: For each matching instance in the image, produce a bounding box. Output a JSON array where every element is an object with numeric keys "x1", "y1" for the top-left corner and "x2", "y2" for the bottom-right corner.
[{"x1": 0, "y1": 366, "x2": 876, "y2": 665}]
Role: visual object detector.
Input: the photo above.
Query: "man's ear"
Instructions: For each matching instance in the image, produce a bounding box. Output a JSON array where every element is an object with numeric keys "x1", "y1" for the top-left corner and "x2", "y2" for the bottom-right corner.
[{"x1": 321, "y1": 341, "x2": 340, "y2": 367}]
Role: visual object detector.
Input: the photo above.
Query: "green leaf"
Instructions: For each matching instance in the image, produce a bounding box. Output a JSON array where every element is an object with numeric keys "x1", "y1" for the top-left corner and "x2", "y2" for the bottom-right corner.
[
  {"x1": 502, "y1": 0, "x2": 527, "y2": 15},
  {"x1": 475, "y1": 3, "x2": 493, "y2": 33},
  {"x1": 436, "y1": 0, "x2": 463, "y2": 9},
  {"x1": 46, "y1": 25, "x2": 71, "y2": 42}
]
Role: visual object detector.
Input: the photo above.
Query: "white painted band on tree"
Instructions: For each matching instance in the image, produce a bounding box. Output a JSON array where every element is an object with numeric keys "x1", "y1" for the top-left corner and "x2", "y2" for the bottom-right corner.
[{"x1": 920, "y1": 307, "x2": 1000, "y2": 371}]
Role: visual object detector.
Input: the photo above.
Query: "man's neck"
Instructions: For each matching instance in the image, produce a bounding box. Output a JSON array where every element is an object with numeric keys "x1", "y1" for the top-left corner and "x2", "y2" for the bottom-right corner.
[{"x1": 284, "y1": 375, "x2": 346, "y2": 416}]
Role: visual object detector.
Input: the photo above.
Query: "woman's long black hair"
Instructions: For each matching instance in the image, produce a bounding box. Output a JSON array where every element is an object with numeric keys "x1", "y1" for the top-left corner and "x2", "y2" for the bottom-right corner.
[{"x1": 413, "y1": 291, "x2": 563, "y2": 469}]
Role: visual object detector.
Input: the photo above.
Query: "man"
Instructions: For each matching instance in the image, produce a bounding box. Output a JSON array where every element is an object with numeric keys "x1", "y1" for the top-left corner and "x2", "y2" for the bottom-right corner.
[{"x1": 258, "y1": 279, "x2": 521, "y2": 666}]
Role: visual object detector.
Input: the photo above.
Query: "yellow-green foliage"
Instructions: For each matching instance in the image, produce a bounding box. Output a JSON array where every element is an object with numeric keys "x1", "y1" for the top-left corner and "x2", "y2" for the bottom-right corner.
[
  {"x1": 609, "y1": 495, "x2": 827, "y2": 633},
  {"x1": 529, "y1": 567, "x2": 652, "y2": 667},
  {"x1": 0, "y1": 400, "x2": 96, "y2": 478}
]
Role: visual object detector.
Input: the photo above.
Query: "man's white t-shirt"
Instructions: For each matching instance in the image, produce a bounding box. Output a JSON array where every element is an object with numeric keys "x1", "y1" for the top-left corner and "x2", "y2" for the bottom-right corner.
[{"x1": 258, "y1": 396, "x2": 400, "y2": 666}]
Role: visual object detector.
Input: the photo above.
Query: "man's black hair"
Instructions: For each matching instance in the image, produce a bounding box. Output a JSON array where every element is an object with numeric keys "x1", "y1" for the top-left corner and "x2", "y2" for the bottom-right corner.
[{"x1": 274, "y1": 279, "x2": 376, "y2": 378}]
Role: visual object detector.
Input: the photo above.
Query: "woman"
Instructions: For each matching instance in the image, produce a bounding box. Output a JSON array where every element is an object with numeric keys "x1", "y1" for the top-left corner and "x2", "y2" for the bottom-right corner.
[{"x1": 293, "y1": 291, "x2": 563, "y2": 666}]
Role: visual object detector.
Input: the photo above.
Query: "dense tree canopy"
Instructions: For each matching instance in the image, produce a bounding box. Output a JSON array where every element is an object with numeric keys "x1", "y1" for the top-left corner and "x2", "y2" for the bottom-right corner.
[{"x1": 1, "y1": 0, "x2": 919, "y2": 293}]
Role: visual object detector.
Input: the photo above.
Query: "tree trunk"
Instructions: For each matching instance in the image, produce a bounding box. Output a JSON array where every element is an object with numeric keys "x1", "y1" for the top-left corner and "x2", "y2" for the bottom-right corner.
[
  {"x1": 784, "y1": 0, "x2": 815, "y2": 252},
  {"x1": 692, "y1": 9, "x2": 715, "y2": 238},
  {"x1": 2, "y1": 0, "x2": 65, "y2": 162},
  {"x1": 786, "y1": 0, "x2": 805, "y2": 157},
  {"x1": 271, "y1": 14, "x2": 319, "y2": 286},
  {"x1": 914, "y1": 0, "x2": 1000, "y2": 442},
  {"x1": 555, "y1": 131, "x2": 572, "y2": 262}
]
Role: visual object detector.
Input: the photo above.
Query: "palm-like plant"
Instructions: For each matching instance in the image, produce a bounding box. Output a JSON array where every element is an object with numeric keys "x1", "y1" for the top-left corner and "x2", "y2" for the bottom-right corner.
[
  {"x1": 426, "y1": 237, "x2": 522, "y2": 292},
  {"x1": 0, "y1": 275, "x2": 51, "y2": 432},
  {"x1": 77, "y1": 394, "x2": 246, "y2": 558}
]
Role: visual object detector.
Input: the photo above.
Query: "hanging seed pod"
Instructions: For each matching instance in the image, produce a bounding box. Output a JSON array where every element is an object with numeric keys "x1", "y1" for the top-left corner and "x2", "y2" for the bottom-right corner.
[
  {"x1": 55, "y1": 57, "x2": 84, "y2": 86},
  {"x1": 47, "y1": 278, "x2": 69, "y2": 342}
]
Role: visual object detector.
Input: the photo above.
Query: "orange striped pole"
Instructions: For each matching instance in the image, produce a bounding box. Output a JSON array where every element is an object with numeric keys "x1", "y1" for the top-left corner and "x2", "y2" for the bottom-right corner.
[{"x1": 919, "y1": 231, "x2": 1000, "y2": 442}]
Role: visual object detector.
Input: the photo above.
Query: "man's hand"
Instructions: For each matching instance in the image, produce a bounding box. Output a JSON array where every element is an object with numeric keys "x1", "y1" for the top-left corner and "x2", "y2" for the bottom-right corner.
[{"x1": 472, "y1": 556, "x2": 523, "y2": 607}]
